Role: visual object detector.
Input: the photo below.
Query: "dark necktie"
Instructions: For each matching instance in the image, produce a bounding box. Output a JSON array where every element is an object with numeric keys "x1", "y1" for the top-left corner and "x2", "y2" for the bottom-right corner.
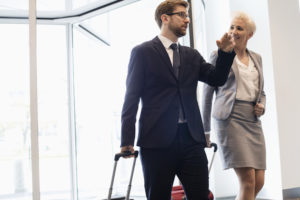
[
  {"x1": 170, "y1": 43, "x2": 186, "y2": 122},
  {"x1": 170, "y1": 43, "x2": 180, "y2": 78}
]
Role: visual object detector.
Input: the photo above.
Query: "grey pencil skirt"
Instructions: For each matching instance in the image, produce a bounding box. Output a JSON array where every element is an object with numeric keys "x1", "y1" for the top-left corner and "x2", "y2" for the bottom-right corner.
[{"x1": 213, "y1": 100, "x2": 266, "y2": 170}]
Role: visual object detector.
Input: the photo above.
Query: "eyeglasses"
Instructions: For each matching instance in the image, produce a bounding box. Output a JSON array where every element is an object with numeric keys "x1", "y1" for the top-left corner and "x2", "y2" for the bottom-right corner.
[{"x1": 166, "y1": 12, "x2": 189, "y2": 19}]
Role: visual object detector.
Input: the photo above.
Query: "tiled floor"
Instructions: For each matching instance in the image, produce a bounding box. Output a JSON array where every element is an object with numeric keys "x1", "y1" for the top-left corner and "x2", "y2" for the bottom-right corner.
[
  {"x1": 215, "y1": 197, "x2": 268, "y2": 200},
  {"x1": 131, "y1": 197, "x2": 300, "y2": 200},
  {"x1": 215, "y1": 198, "x2": 300, "y2": 200},
  {"x1": 132, "y1": 196, "x2": 271, "y2": 200},
  {"x1": 127, "y1": 196, "x2": 271, "y2": 200}
]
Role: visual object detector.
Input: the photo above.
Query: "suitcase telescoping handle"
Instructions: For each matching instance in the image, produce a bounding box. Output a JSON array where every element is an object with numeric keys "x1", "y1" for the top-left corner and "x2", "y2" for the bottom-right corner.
[
  {"x1": 114, "y1": 150, "x2": 139, "y2": 161},
  {"x1": 210, "y1": 143, "x2": 217, "y2": 152},
  {"x1": 208, "y1": 143, "x2": 218, "y2": 174},
  {"x1": 108, "y1": 151, "x2": 139, "y2": 200}
]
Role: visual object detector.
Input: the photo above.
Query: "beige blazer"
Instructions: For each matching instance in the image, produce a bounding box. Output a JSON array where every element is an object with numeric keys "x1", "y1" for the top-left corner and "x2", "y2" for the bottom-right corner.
[{"x1": 201, "y1": 49, "x2": 266, "y2": 132}]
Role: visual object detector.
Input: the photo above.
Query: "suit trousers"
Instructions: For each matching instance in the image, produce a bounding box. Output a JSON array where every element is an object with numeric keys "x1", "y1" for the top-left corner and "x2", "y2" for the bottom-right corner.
[{"x1": 140, "y1": 123, "x2": 209, "y2": 200}]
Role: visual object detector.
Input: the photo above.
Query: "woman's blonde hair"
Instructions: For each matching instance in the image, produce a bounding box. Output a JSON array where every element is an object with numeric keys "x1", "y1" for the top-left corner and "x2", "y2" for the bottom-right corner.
[{"x1": 231, "y1": 11, "x2": 256, "y2": 34}]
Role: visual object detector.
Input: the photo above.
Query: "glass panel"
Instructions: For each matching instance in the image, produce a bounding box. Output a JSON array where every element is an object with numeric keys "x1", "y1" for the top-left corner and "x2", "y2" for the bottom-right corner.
[
  {"x1": 73, "y1": 0, "x2": 190, "y2": 199},
  {"x1": 79, "y1": 12, "x2": 110, "y2": 45},
  {"x1": 0, "y1": 0, "x2": 139, "y2": 16},
  {"x1": 191, "y1": 0, "x2": 206, "y2": 56},
  {"x1": 0, "y1": 0, "x2": 28, "y2": 10},
  {"x1": 73, "y1": 27, "x2": 115, "y2": 200},
  {"x1": 72, "y1": 0, "x2": 101, "y2": 10},
  {"x1": 36, "y1": 0, "x2": 66, "y2": 11},
  {"x1": 0, "y1": 0, "x2": 134, "y2": 12},
  {"x1": 36, "y1": 25, "x2": 72, "y2": 200},
  {"x1": 0, "y1": 24, "x2": 32, "y2": 200},
  {"x1": 0, "y1": 0, "x2": 65, "y2": 11}
]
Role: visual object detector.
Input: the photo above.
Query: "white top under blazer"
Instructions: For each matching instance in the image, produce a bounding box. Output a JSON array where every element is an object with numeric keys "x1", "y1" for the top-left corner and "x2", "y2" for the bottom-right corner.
[{"x1": 235, "y1": 56, "x2": 259, "y2": 102}]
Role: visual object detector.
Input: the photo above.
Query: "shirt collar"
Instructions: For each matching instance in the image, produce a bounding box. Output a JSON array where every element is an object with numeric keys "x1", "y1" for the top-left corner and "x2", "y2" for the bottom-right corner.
[{"x1": 158, "y1": 35, "x2": 179, "y2": 49}]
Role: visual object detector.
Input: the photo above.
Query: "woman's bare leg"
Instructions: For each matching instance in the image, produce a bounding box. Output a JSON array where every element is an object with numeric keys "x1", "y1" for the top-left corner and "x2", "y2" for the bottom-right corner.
[
  {"x1": 254, "y1": 169, "x2": 265, "y2": 197},
  {"x1": 234, "y1": 167, "x2": 255, "y2": 200}
]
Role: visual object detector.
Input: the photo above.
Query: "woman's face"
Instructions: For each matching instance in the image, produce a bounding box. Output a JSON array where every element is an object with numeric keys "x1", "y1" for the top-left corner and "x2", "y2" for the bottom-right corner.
[{"x1": 229, "y1": 18, "x2": 253, "y2": 49}]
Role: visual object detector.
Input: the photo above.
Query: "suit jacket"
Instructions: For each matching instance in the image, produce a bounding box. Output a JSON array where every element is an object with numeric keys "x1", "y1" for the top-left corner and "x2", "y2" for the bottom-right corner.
[
  {"x1": 121, "y1": 36, "x2": 235, "y2": 148},
  {"x1": 201, "y1": 49, "x2": 266, "y2": 132}
]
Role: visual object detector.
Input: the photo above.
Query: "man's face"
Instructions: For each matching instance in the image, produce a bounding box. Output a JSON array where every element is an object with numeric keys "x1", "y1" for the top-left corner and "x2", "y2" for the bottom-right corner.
[{"x1": 167, "y1": 6, "x2": 190, "y2": 37}]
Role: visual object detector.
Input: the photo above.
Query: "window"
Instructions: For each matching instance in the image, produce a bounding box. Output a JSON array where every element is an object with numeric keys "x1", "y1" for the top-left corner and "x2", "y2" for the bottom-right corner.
[
  {"x1": 0, "y1": 24, "x2": 32, "y2": 200},
  {"x1": 0, "y1": 0, "x2": 192, "y2": 199},
  {"x1": 37, "y1": 25, "x2": 72, "y2": 200}
]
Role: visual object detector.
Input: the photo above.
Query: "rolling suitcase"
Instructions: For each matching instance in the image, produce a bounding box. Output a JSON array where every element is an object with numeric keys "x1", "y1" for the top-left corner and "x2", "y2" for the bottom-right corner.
[
  {"x1": 171, "y1": 143, "x2": 218, "y2": 200},
  {"x1": 103, "y1": 150, "x2": 139, "y2": 200}
]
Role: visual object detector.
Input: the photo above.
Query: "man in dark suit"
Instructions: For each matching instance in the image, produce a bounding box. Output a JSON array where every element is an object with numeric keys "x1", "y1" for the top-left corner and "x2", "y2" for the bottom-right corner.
[{"x1": 120, "y1": 0, "x2": 235, "y2": 199}]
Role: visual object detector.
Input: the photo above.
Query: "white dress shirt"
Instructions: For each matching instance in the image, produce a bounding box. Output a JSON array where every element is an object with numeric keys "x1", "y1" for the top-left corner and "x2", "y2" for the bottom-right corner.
[{"x1": 158, "y1": 35, "x2": 179, "y2": 65}]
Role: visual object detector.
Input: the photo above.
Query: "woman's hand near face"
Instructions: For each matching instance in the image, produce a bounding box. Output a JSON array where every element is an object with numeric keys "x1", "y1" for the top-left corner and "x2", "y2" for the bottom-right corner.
[{"x1": 254, "y1": 103, "x2": 265, "y2": 117}]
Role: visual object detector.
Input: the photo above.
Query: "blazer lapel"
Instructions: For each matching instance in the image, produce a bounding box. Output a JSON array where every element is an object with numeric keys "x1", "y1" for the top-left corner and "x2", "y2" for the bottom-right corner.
[
  {"x1": 152, "y1": 36, "x2": 176, "y2": 78},
  {"x1": 248, "y1": 50, "x2": 263, "y2": 100},
  {"x1": 178, "y1": 44, "x2": 186, "y2": 81},
  {"x1": 152, "y1": 37, "x2": 178, "y2": 80},
  {"x1": 232, "y1": 57, "x2": 239, "y2": 81}
]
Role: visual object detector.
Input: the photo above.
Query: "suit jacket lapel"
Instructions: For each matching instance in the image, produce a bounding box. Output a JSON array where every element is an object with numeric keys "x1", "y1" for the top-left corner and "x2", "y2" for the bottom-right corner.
[
  {"x1": 178, "y1": 44, "x2": 186, "y2": 81},
  {"x1": 152, "y1": 37, "x2": 178, "y2": 80}
]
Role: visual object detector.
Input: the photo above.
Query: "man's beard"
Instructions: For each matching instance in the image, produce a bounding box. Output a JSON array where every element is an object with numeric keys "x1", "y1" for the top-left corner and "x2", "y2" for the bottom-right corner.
[{"x1": 168, "y1": 23, "x2": 187, "y2": 37}]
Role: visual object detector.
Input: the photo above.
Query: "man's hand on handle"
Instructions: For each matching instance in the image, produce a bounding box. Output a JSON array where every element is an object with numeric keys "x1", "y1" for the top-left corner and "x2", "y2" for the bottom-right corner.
[
  {"x1": 205, "y1": 133, "x2": 211, "y2": 148},
  {"x1": 120, "y1": 145, "x2": 135, "y2": 158}
]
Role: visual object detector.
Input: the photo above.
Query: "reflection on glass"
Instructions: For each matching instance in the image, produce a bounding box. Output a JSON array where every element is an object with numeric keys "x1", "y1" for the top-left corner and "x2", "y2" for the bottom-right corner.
[
  {"x1": 37, "y1": 25, "x2": 71, "y2": 200},
  {"x1": 0, "y1": 24, "x2": 32, "y2": 200}
]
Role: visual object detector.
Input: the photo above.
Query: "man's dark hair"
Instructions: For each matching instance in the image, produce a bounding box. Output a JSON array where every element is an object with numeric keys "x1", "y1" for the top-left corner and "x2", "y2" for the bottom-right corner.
[{"x1": 155, "y1": 0, "x2": 189, "y2": 28}]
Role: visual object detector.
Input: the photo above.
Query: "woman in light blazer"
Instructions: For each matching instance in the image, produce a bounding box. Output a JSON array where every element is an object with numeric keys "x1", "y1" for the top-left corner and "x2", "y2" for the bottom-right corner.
[{"x1": 202, "y1": 11, "x2": 266, "y2": 200}]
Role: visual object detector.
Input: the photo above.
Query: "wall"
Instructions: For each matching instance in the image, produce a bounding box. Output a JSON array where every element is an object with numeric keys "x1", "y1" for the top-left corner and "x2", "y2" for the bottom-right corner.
[{"x1": 267, "y1": 0, "x2": 300, "y2": 193}]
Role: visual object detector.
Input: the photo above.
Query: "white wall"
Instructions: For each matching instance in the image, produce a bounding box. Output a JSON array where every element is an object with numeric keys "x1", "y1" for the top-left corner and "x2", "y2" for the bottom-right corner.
[{"x1": 267, "y1": 0, "x2": 300, "y2": 190}]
